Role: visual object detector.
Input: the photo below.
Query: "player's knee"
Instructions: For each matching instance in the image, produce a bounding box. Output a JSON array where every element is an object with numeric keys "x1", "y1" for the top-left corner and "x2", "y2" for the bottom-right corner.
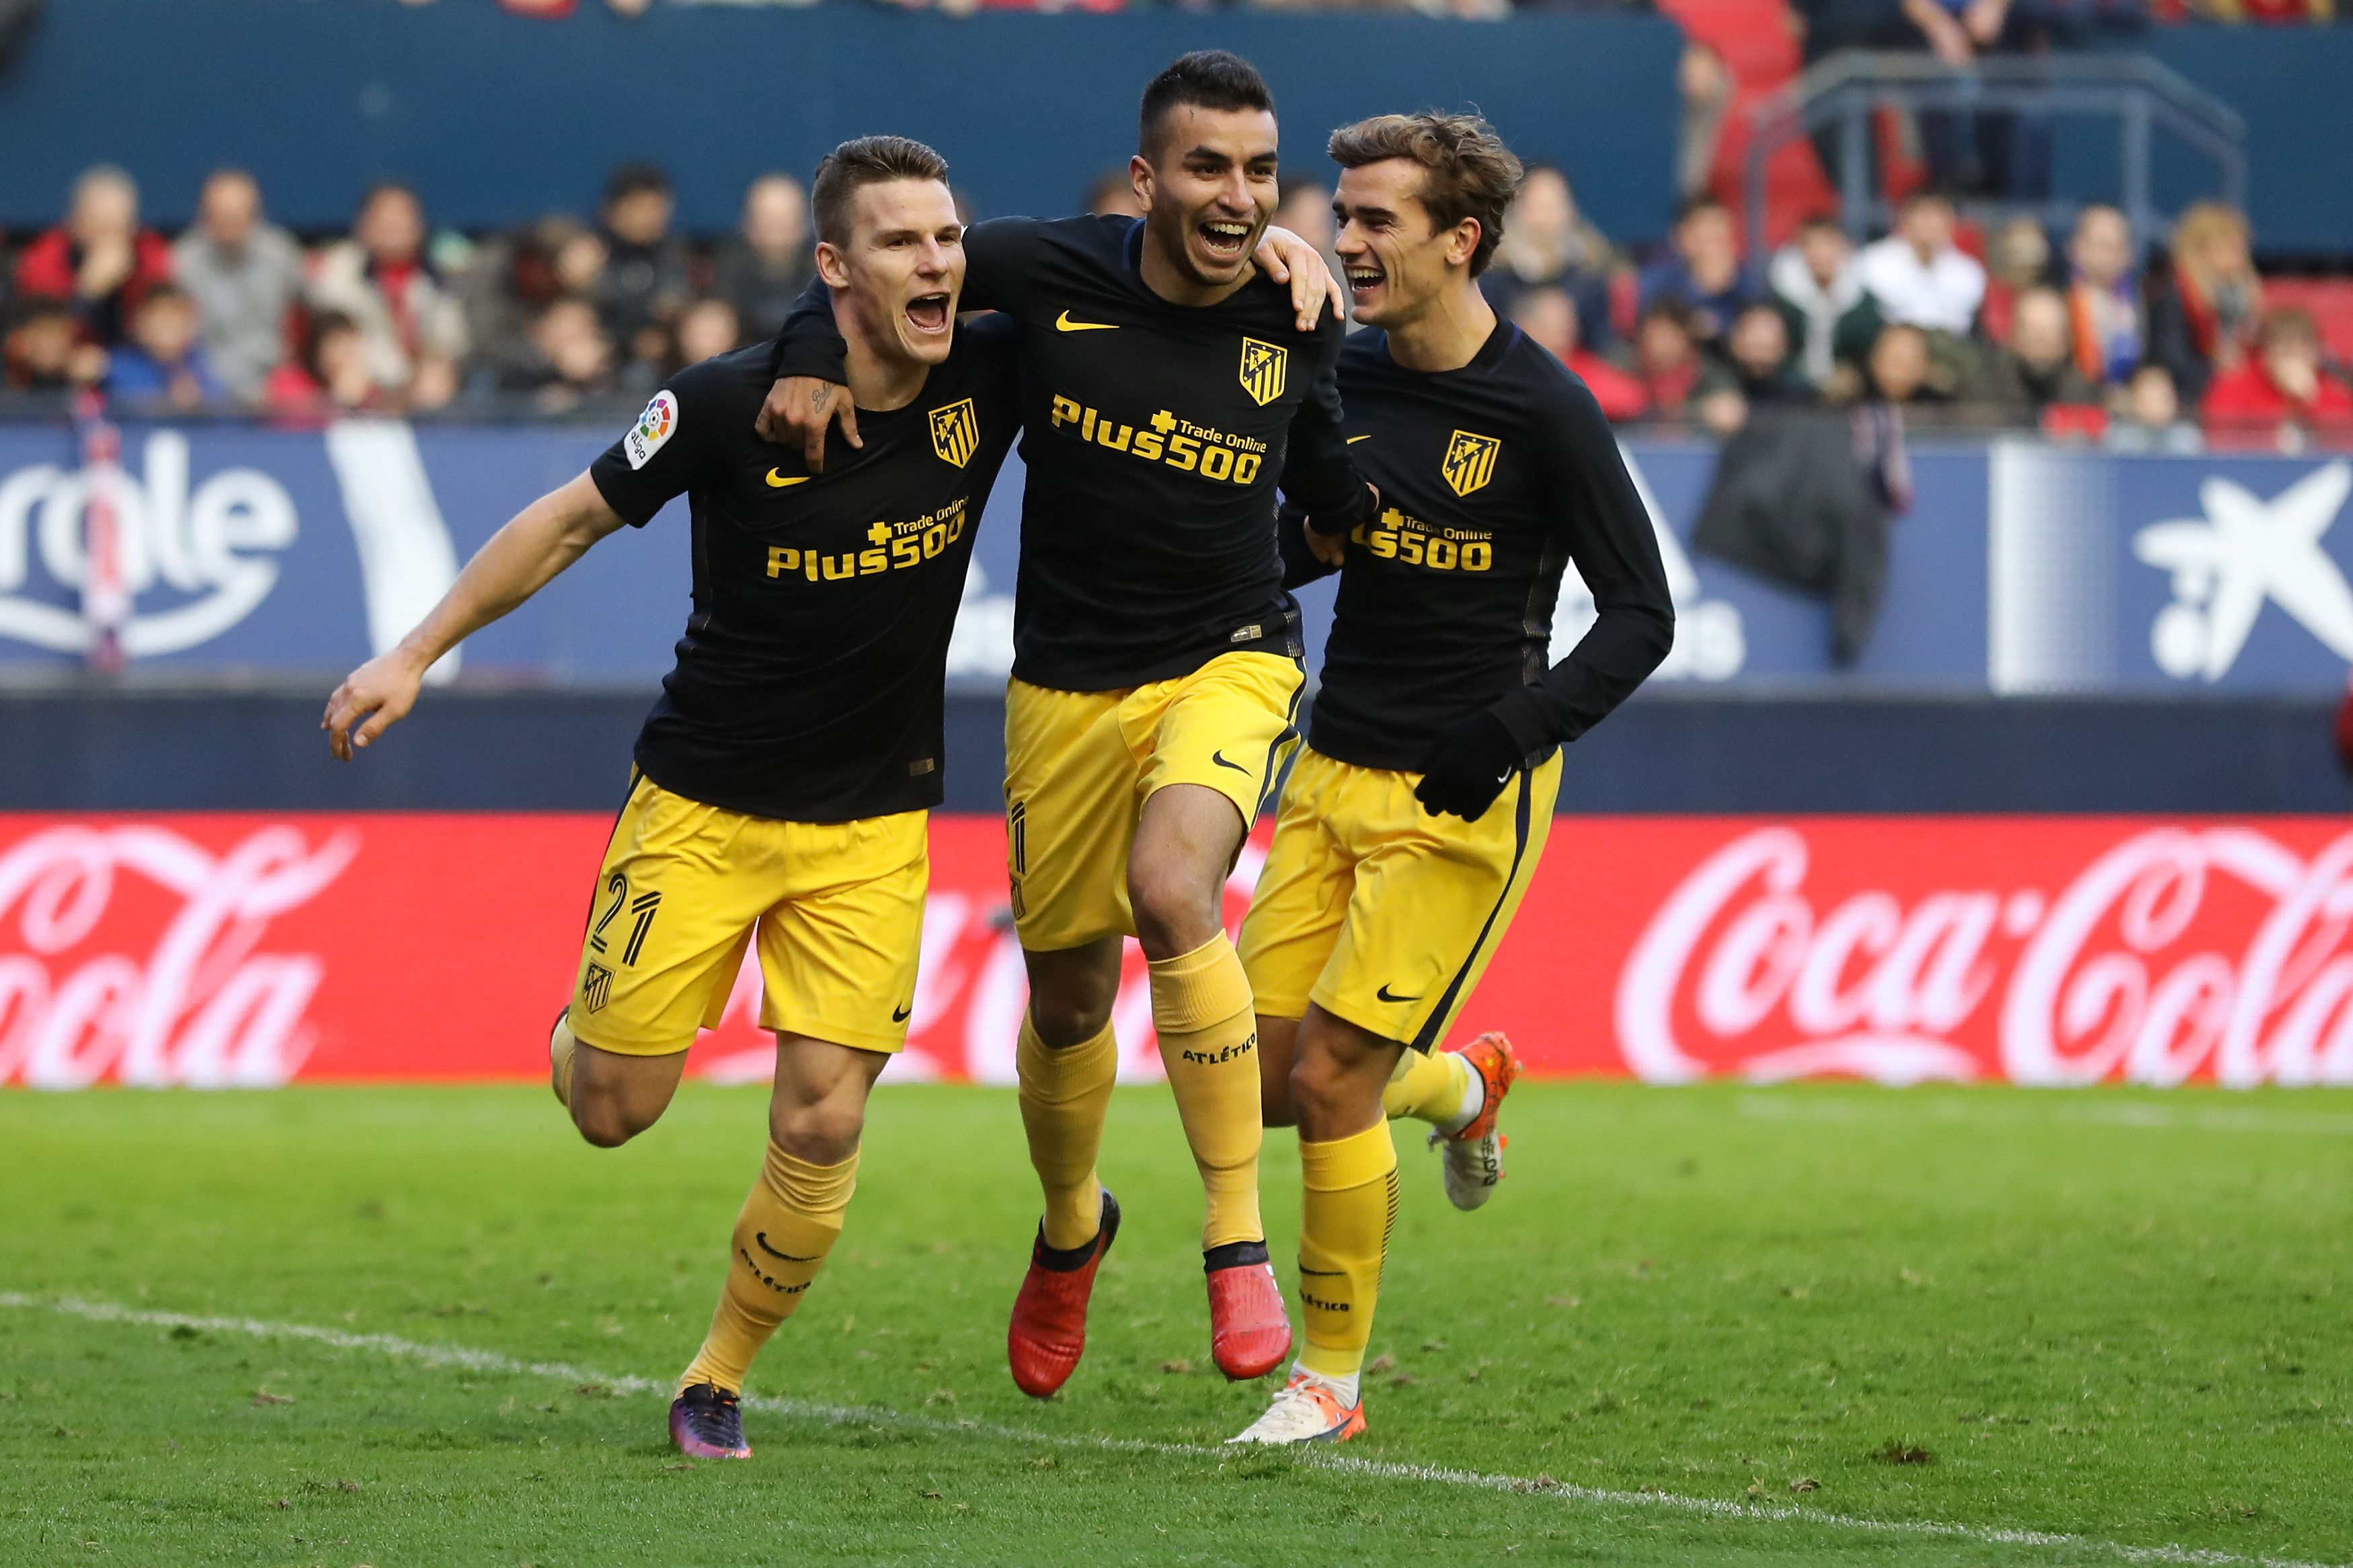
[
  {"x1": 569, "y1": 1091, "x2": 649, "y2": 1149},
  {"x1": 1028, "y1": 989, "x2": 1113, "y2": 1048},
  {"x1": 1289, "y1": 1042, "x2": 1382, "y2": 1134},
  {"x1": 1127, "y1": 860, "x2": 1220, "y2": 957},
  {"x1": 773, "y1": 1095, "x2": 866, "y2": 1165}
]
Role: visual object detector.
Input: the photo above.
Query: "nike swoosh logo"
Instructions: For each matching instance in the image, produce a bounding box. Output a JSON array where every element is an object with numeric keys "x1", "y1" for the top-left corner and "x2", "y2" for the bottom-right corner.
[
  {"x1": 1347, "y1": 434, "x2": 1371, "y2": 444},
  {"x1": 1211, "y1": 750, "x2": 1250, "y2": 775},
  {"x1": 1055, "y1": 310, "x2": 1119, "y2": 333},
  {"x1": 1375, "y1": 983, "x2": 1423, "y2": 1003},
  {"x1": 891, "y1": 1003, "x2": 912, "y2": 1023},
  {"x1": 753, "y1": 1232, "x2": 819, "y2": 1262},
  {"x1": 766, "y1": 468, "x2": 807, "y2": 487}
]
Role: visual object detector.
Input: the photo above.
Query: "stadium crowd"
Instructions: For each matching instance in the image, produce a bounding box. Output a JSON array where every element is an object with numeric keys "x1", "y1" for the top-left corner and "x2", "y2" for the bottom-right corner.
[{"x1": 1, "y1": 155, "x2": 2344, "y2": 449}]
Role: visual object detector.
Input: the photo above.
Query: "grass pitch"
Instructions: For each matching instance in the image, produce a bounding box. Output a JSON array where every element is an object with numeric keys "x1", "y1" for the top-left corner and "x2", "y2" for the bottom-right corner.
[{"x1": 3, "y1": 1082, "x2": 2350, "y2": 1567}]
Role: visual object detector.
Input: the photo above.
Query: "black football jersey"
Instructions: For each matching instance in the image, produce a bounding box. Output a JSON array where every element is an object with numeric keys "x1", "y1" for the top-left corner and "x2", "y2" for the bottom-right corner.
[
  {"x1": 1283, "y1": 321, "x2": 1673, "y2": 772},
  {"x1": 588, "y1": 325, "x2": 1018, "y2": 821},
  {"x1": 774, "y1": 216, "x2": 1368, "y2": 692}
]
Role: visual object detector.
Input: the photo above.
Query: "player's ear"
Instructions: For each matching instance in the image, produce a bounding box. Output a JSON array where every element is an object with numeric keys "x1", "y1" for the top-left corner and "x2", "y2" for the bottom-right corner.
[
  {"x1": 1128, "y1": 153, "x2": 1156, "y2": 210},
  {"x1": 814, "y1": 241, "x2": 850, "y2": 290},
  {"x1": 1450, "y1": 218, "x2": 1482, "y2": 271}
]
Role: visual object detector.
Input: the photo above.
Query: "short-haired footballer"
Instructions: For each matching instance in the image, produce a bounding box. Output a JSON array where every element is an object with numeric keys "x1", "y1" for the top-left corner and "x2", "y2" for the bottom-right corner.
[
  {"x1": 322, "y1": 137, "x2": 1016, "y2": 1461},
  {"x1": 1228, "y1": 113, "x2": 1674, "y2": 1444}
]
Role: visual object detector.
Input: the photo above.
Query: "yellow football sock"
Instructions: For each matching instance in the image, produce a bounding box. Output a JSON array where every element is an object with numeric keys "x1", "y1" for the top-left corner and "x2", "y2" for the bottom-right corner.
[
  {"x1": 1016, "y1": 1012, "x2": 1119, "y2": 1251},
  {"x1": 1295, "y1": 1122, "x2": 1398, "y2": 1383},
  {"x1": 1382, "y1": 1047, "x2": 1471, "y2": 1126},
  {"x1": 678, "y1": 1141, "x2": 858, "y2": 1394},
  {"x1": 1149, "y1": 932, "x2": 1265, "y2": 1251}
]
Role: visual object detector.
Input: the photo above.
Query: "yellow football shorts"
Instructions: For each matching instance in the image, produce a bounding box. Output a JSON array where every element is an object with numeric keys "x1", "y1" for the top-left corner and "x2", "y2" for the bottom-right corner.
[
  {"x1": 564, "y1": 774, "x2": 927, "y2": 1058},
  {"x1": 1004, "y1": 649, "x2": 1304, "y2": 952},
  {"x1": 1238, "y1": 745, "x2": 1562, "y2": 1052}
]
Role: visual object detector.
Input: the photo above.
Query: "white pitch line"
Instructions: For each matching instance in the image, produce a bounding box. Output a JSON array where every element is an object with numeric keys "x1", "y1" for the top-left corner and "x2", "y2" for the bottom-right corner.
[{"x1": 3, "y1": 1292, "x2": 2337, "y2": 1568}]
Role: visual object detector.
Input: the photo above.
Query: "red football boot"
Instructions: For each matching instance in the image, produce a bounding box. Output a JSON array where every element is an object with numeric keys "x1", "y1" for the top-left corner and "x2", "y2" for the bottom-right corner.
[
  {"x1": 1006, "y1": 1189, "x2": 1120, "y2": 1399},
  {"x1": 1205, "y1": 1240, "x2": 1293, "y2": 1381}
]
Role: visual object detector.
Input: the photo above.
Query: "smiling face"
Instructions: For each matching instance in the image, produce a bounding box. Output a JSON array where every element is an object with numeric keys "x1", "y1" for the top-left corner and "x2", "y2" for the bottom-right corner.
[
  {"x1": 1134, "y1": 103, "x2": 1279, "y2": 294},
  {"x1": 815, "y1": 177, "x2": 965, "y2": 372},
  {"x1": 1333, "y1": 158, "x2": 1476, "y2": 330}
]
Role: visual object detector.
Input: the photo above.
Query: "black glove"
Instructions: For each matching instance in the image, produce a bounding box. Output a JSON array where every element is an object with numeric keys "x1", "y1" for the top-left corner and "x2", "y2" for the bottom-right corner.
[{"x1": 1413, "y1": 709, "x2": 1523, "y2": 821}]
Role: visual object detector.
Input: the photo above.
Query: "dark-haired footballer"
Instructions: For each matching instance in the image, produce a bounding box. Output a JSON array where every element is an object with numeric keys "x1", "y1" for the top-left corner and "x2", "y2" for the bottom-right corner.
[
  {"x1": 758, "y1": 51, "x2": 1377, "y2": 1402},
  {"x1": 323, "y1": 138, "x2": 1017, "y2": 1462},
  {"x1": 1228, "y1": 114, "x2": 1673, "y2": 1445}
]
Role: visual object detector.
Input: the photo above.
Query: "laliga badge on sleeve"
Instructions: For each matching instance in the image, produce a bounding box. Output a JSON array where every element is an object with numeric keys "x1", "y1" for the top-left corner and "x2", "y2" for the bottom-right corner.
[{"x1": 625, "y1": 390, "x2": 678, "y2": 470}]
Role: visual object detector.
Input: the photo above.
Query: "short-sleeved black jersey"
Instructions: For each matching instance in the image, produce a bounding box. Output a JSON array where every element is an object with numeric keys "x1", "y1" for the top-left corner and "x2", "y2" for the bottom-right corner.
[
  {"x1": 773, "y1": 216, "x2": 1369, "y2": 693},
  {"x1": 1283, "y1": 321, "x2": 1674, "y2": 772},
  {"x1": 588, "y1": 325, "x2": 1018, "y2": 822}
]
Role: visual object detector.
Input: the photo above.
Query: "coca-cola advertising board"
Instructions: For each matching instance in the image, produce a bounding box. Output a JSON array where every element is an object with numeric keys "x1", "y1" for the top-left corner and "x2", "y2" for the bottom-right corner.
[{"x1": 5, "y1": 812, "x2": 2352, "y2": 1090}]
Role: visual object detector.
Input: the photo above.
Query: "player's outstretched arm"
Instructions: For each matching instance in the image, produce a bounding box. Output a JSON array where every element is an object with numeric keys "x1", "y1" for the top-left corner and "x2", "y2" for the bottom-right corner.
[
  {"x1": 1254, "y1": 226, "x2": 1343, "y2": 331},
  {"x1": 323, "y1": 472, "x2": 625, "y2": 760}
]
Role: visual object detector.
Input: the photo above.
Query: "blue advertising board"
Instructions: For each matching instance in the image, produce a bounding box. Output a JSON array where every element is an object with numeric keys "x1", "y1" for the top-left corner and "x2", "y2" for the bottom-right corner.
[{"x1": 1, "y1": 417, "x2": 2349, "y2": 696}]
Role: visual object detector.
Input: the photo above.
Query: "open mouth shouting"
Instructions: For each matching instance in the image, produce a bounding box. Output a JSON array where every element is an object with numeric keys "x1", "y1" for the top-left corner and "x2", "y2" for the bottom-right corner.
[{"x1": 905, "y1": 292, "x2": 952, "y2": 337}]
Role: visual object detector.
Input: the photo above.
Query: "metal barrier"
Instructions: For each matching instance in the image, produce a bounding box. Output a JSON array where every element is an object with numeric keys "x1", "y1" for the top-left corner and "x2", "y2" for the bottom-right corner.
[{"x1": 1743, "y1": 49, "x2": 2247, "y2": 252}]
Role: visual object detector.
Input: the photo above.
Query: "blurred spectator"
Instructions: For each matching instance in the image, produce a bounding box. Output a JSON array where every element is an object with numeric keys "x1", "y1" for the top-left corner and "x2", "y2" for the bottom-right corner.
[
  {"x1": 1481, "y1": 163, "x2": 1617, "y2": 350},
  {"x1": 1768, "y1": 214, "x2": 1876, "y2": 388},
  {"x1": 12, "y1": 165, "x2": 172, "y2": 347},
  {"x1": 498, "y1": 296, "x2": 617, "y2": 413},
  {"x1": 1862, "y1": 321, "x2": 1944, "y2": 407},
  {"x1": 711, "y1": 173, "x2": 814, "y2": 346},
  {"x1": 1676, "y1": 42, "x2": 1732, "y2": 201},
  {"x1": 3, "y1": 296, "x2": 102, "y2": 390},
  {"x1": 1508, "y1": 286, "x2": 1647, "y2": 422},
  {"x1": 461, "y1": 214, "x2": 596, "y2": 388},
  {"x1": 2202, "y1": 306, "x2": 2353, "y2": 436},
  {"x1": 1977, "y1": 214, "x2": 2051, "y2": 347},
  {"x1": 675, "y1": 296, "x2": 742, "y2": 370},
  {"x1": 1966, "y1": 285, "x2": 2100, "y2": 417},
  {"x1": 1085, "y1": 167, "x2": 1146, "y2": 220},
  {"x1": 1634, "y1": 300, "x2": 1707, "y2": 421},
  {"x1": 1274, "y1": 176, "x2": 1334, "y2": 255},
  {"x1": 105, "y1": 283, "x2": 223, "y2": 411},
  {"x1": 1696, "y1": 301, "x2": 1815, "y2": 434},
  {"x1": 172, "y1": 169, "x2": 303, "y2": 405},
  {"x1": 264, "y1": 311, "x2": 391, "y2": 421},
  {"x1": 1637, "y1": 193, "x2": 1760, "y2": 345},
  {"x1": 2107, "y1": 363, "x2": 2202, "y2": 454},
  {"x1": 596, "y1": 163, "x2": 692, "y2": 370},
  {"x1": 1856, "y1": 189, "x2": 1985, "y2": 336},
  {"x1": 307, "y1": 181, "x2": 469, "y2": 409},
  {"x1": 2063, "y1": 204, "x2": 2141, "y2": 386},
  {"x1": 2148, "y1": 200, "x2": 2260, "y2": 407}
]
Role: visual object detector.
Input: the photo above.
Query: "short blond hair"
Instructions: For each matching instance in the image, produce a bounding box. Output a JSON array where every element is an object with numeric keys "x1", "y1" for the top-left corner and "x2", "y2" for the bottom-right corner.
[{"x1": 1326, "y1": 112, "x2": 1522, "y2": 277}]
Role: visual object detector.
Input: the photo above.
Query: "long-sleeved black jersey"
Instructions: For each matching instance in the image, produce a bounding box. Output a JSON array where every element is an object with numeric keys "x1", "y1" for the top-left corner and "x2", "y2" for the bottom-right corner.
[
  {"x1": 1281, "y1": 321, "x2": 1674, "y2": 772},
  {"x1": 772, "y1": 215, "x2": 1367, "y2": 693},
  {"x1": 589, "y1": 325, "x2": 1019, "y2": 822}
]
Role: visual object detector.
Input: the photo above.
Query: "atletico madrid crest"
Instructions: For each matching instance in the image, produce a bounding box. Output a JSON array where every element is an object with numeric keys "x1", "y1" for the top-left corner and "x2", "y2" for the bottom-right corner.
[
  {"x1": 930, "y1": 399, "x2": 978, "y2": 468},
  {"x1": 1443, "y1": 429, "x2": 1501, "y2": 497},
  {"x1": 1238, "y1": 338, "x2": 1287, "y2": 407}
]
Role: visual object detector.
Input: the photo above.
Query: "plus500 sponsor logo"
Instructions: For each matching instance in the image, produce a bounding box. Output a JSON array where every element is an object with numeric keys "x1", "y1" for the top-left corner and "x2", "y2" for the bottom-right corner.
[
  {"x1": 0, "y1": 430, "x2": 297, "y2": 656},
  {"x1": 1617, "y1": 825, "x2": 2353, "y2": 1087}
]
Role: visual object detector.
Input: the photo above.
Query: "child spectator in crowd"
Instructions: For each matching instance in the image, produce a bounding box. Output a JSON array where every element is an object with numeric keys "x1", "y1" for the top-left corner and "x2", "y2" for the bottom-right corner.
[
  {"x1": 171, "y1": 169, "x2": 303, "y2": 405},
  {"x1": 264, "y1": 311, "x2": 391, "y2": 422},
  {"x1": 1638, "y1": 192, "x2": 1760, "y2": 346},
  {"x1": 674, "y1": 296, "x2": 742, "y2": 370},
  {"x1": 1967, "y1": 284, "x2": 2101, "y2": 418},
  {"x1": 1634, "y1": 300, "x2": 1708, "y2": 420},
  {"x1": 13, "y1": 165, "x2": 173, "y2": 348},
  {"x1": 2202, "y1": 305, "x2": 2353, "y2": 438},
  {"x1": 307, "y1": 181, "x2": 469, "y2": 409},
  {"x1": 711, "y1": 173, "x2": 815, "y2": 347},
  {"x1": 3, "y1": 298, "x2": 102, "y2": 392},
  {"x1": 106, "y1": 283, "x2": 223, "y2": 411},
  {"x1": 1862, "y1": 321, "x2": 1942, "y2": 407},
  {"x1": 1481, "y1": 163, "x2": 1618, "y2": 349},
  {"x1": 2064, "y1": 204, "x2": 2142, "y2": 386},
  {"x1": 504, "y1": 295, "x2": 618, "y2": 413},
  {"x1": 2149, "y1": 200, "x2": 2261, "y2": 405},
  {"x1": 596, "y1": 163, "x2": 692, "y2": 376},
  {"x1": 1507, "y1": 286, "x2": 1648, "y2": 421},
  {"x1": 461, "y1": 215, "x2": 596, "y2": 390},
  {"x1": 1857, "y1": 189, "x2": 1986, "y2": 337},
  {"x1": 1978, "y1": 214, "x2": 2052, "y2": 347},
  {"x1": 1768, "y1": 214, "x2": 1874, "y2": 388},
  {"x1": 2108, "y1": 363, "x2": 2202, "y2": 454},
  {"x1": 1695, "y1": 300, "x2": 1815, "y2": 434}
]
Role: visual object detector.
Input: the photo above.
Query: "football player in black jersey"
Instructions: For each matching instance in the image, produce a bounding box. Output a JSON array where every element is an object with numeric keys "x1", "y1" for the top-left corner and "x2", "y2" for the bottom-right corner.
[
  {"x1": 760, "y1": 52, "x2": 1375, "y2": 1401},
  {"x1": 323, "y1": 138, "x2": 1020, "y2": 1462},
  {"x1": 1227, "y1": 114, "x2": 1673, "y2": 1444}
]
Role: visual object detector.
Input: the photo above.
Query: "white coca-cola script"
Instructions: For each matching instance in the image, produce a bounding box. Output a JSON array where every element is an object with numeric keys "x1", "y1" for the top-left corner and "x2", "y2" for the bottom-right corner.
[
  {"x1": 0, "y1": 825, "x2": 357, "y2": 1088},
  {"x1": 1616, "y1": 825, "x2": 2353, "y2": 1087}
]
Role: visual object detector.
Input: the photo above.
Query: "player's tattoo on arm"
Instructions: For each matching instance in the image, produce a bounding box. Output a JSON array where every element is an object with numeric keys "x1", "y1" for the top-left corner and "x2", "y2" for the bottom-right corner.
[{"x1": 760, "y1": 377, "x2": 862, "y2": 472}]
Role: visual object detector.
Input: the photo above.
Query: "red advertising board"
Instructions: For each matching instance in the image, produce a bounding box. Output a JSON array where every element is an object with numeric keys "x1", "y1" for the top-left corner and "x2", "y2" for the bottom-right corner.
[{"x1": 5, "y1": 813, "x2": 2352, "y2": 1089}]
